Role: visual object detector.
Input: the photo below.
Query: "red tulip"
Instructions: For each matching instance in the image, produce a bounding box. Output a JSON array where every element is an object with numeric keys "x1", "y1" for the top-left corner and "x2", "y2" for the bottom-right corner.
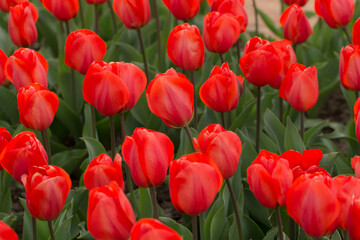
[
  {"x1": 280, "y1": 4, "x2": 313, "y2": 44},
  {"x1": 0, "y1": 221, "x2": 18, "y2": 240},
  {"x1": 351, "y1": 156, "x2": 360, "y2": 178},
  {"x1": 0, "y1": 127, "x2": 11, "y2": 171},
  {"x1": 315, "y1": 0, "x2": 354, "y2": 28},
  {"x1": 5, "y1": 48, "x2": 48, "y2": 91},
  {"x1": 208, "y1": 0, "x2": 244, "y2": 6},
  {"x1": 283, "y1": 0, "x2": 308, "y2": 6},
  {"x1": 88, "y1": 181, "x2": 136, "y2": 240},
  {"x1": 247, "y1": 150, "x2": 293, "y2": 208},
  {"x1": 65, "y1": 29, "x2": 107, "y2": 74},
  {"x1": 0, "y1": 0, "x2": 18, "y2": 12},
  {"x1": 203, "y1": 11, "x2": 241, "y2": 54},
  {"x1": 162, "y1": 0, "x2": 199, "y2": 20},
  {"x1": 240, "y1": 37, "x2": 283, "y2": 87},
  {"x1": 42, "y1": 0, "x2": 79, "y2": 21},
  {"x1": 122, "y1": 128, "x2": 174, "y2": 188},
  {"x1": 109, "y1": 62, "x2": 147, "y2": 113},
  {"x1": 193, "y1": 124, "x2": 242, "y2": 179},
  {"x1": 355, "y1": 97, "x2": 360, "y2": 143},
  {"x1": 286, "y1": 172, "x2": 339, "y2": 237},
  {"x1": 347, "y1": 196, "x2": 360, "y2": 240},
  {"x1": 17, "y1": 83, "x2": 59, "y2": 131},
  {"x1": 169, "y1": 153, "x2": 223, "y2": 215},
  {"x1": 353, "y1": 18, "x2": 360, "y2": 45},
  {"x1": 279, "y1": 63, "x2": 318, "y2": 111},
  {"x1": 0, "y1": 131, "x2": 48, "y2": 183},
  {"x1": 83, "y1": 61, "x2": 130, "y2": 116},
  {"x1": 340, "y1": 45, "x2": 360, "y2": 91},
  {"x1": 130, "y1": 218, "x2": 183, "y2": 240},
  {"x1": 84, "y1": 153, "x2": 124, "y2": 191},
  {"x1": 167, "y1": 23, "x2": 204, "y2": 72},
  {"x1": 0, "y1": 49, "x2": 7, "y2": 85},
  {"x1": 21, "y1": 165, "x2": 71, "y2": 221},
  {"x1": 85, "y1": 0, "x2": 106, "y2": 4},
  {"x1": 199, "y1": 62, "x2": 243, "y2": 113},
  {"x1": 113, "y1": 0, "x2": 151, "y2": 29},
  {"x1": 146, "y1": 68, "x2": 194, "y2": 128}
]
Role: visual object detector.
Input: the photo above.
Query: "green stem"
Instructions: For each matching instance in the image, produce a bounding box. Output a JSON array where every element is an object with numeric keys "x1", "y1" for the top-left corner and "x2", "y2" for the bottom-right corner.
[
  {"x1": 78, "y1": 0, "x2": 85, "y2": 28},
  {"x1": 190, "y1": 71, "x2": 197, "y2": 130},
  {"x1": 48, "y1": 221, "x2": 55, "y2": 240},
  {"x1": 136, "y1": 28, "x2": 149, "y2": 80},
  {"x1": 32, "y1": 217, "x2": 37, "y2": 240},
  {"x1": 220, "y1": 112, "x2": 226, "y2": 129},
  {"x1": 276, "y1": 205, "x2": 284, "y2": 240},
  {"x1": 256, "y1": 87, "x2": 261, "y2": 152},
  {"x1": 91, "y1": 105, "x2": 97, "y2": 139},
  {"x1": 227, "y1": 111, "x2": 232, "y2": 128},
  {"x1": 289, "y1": 218, "x2": 295, "y2": 240},
  {"x1": 226, "y1": 179, "x2": 243, "y2": 240},
  {"x1": 41, "y1": 130, "x2": 51, "y2": 164},
  {"x1": 184, "y1": 125, "x2": 196, "y2": 152},
  {"x1": 109, "y1": 115, "x2": 115, "y2": 160},
  {"x1": 119, "y1": 112, "x2": 126, "y2": 143},
  {"x1": 252, "y1": 0, "x2": 259, "y2": 35},
  {"x1": 300, "y1": 111, "x2": 305, "y2": 141},
  {"x1": 107, "y1": 0, "x2": 117, "y2": 33},
  {"x1": 236, "y1": 39, "x2": 242, "y2": 62},
  {"x1": 192, "y1": 215, "x2": 198, "y2": 240},
  {"x1": 152, "y1": 0, "x2": 162, "y2": 71},
  {"x1": 94, "y1": 4, "x2": 99, "y2": 34},
  {"x1": 356, "y1": 91, "x2": 359, "y2": 100},
  {"x1": 65, "y1": 21, "x2": 77, "y2": 109},
  {"x1": 343, "y1": 27, "x2": 352, "y2": 45},
  {"x1": 219, "y1": 53, "x2": 225, "y2": 64},
  {"x1": 279, "y1": 97, "x2": 283, "y2": 124},
  {"x1": 150, "y1": 186, "x2": 159, "y2": 219},
  {"x1": 199, "y1": 213, "x2": 205, "y2": 240}
]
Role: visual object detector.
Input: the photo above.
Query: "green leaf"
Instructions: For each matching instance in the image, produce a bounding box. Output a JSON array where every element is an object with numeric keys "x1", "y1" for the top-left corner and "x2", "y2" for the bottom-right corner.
[
  {"x1": 257, "y1": 9, "x2": 283, "y2": 38},
  {"x1": 175, "y1": 128, "x2": 194, "y2": 158},
  {"x1": 80, "y1": 137, "x2": 106, "y2": 162},
  {"x1": 263, "y1": 227, "x2": 278, "y2": 240},
  {"x1": 52, "y1": 217, "x2": 73, "y2": 240},
  {"x1": 319, "y1": 152, "x2": 338, "y2": 175},
  {"x1": 263, "y1": 109, "x2": 286, "y2": 153},
  {"x1": 0, "y1": 86, "x2": 19, "y2": 125},
  {"x1": 137, "y1": 188, "x2": 153, "y2": 219},
  {"x1": 229, "y1": 100, "x2": 256, "y2": 131},
  {"x1": 304, "y1": 120, "x2": 328, "y2": 147},
  {"x1": 82, "y1": 104, "x2": 97, "y2": 139},
  {"x1": 160, "y1": 217, "x2": 192, "y2": 240},
  {"x1": 210, "y1": 206, "x2": 226, "y2": 240},
  {"x1": 52, "y1": 149, "x2": 87, "y2": 174},
  {"x1": 284, "y1": 117, "x2": 306, "y2": 152},
  {"x1": 242, "y1": 214, "x2": 265, "y2": 240},
  {"x1": 56, "y1": 98, "x2": 82, "y2": 140}
]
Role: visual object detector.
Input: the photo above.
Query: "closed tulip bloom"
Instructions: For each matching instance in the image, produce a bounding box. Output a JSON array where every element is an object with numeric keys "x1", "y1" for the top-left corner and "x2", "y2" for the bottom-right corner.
[
  {"x1": 88, "y1": 181, "x2": 136, "y2": 240},
  {"x1": 347, "y1": 196, "x2": 360, "y2": 240},
  {"x1": 162, "y1": 0, "x2": 199, "y2": 20},
  {"x1": 315, "y1": 0, "x2": 354, "y2": 28},
  {"x1": 167, "y1": 23, "x2": 204, "y2": 72},
  {"x1": 17, "y1": 83, "x2": 59, "y2": 131},
  {"x1": 65, "y1": 29, "x2": 107, "y2": 74},
  {"x1": 146, "y1": 68, "x2": 194, "y2": 128},
  {"x1": 280, "y1": 4, "x2": 313, "y2": 44},
  {"x1": 0, "y1": 127, "x2": 12, "y2": 171},
  {"x1": 279, "y1": 63, "x2": 318, "y2": 111},
  {"x1": 42, "y1": 0, "x2": 79, "y2": 21},
  {"x1": 286, "y1": 172, "x2": 340, "y2": 237},
  {"x1": 355, "y1": 97, "x2": 360, "y2": 143},
  {"x1": 351, "y1": 156, "x2": 360, "y2": 178},
  {"x1": 240, "y1": 37, "x2": 283, "y2": 87},
  {"x1": 113, "y1": 0, "x2": 151, "y2": 29},
  {"x1": 247, "y1": 150, "x2": 293, "y2": 208},
  {"x1": 8, "y1": 1, "x2": 38, "y2": 47},
  {"x1": 208, "y1": 0, "x2": 244, "y2": 6},
  {"x1": 203, "y1": 12, "x2": 241, "y2": 54},
  {"x1": 0, "y1": 131, "x2": 48, "y2": 183},
  {"x1": 0, "y1": 49, "x2": 7, "y2": 85},
  {"x1": 21, "y1": 165, "x2": 71, "y2": 221},
  {"x1": 200, "y1": 63, "x2": 242, "y2": 113},
  {"x1": 122, "y1": 128, "x2": 174, "y2": 188},
  {"x1": 193, "y1": 124, "x2": 242, "y2": 179},
  {"x1": 5, "y1": 48, "x2": 48, "y2": 91},
  {"x1": 353, "y1": 18, "x2": 360, "y2": 45},
  {"x1": 0, "y1": 221, "x2": 18, "y2": 240},
  {"x1": 340, "y1": 45, "x2": 360, "y2": 91},
  {"x1": 283, "y1": 0, "x2": 308, "y2": 6},
  {"x1": 130, "y1": 218, "x2": 183, "y2": 240},
  {"x1": 84, "y1": 153, "x2": 124, "y2": 191},
  {"x1": 0, "y1": 0, "x2": 18, "y2": 13},
  {"x1": 169, "y1": 153, "x2": 223, "y2": 215},
  {"x1": 83, "y1": 61, "x2": 130, "y2": 116},
  {"x1": 109, "y1": 62, "x2": 147, "y2": 112}
]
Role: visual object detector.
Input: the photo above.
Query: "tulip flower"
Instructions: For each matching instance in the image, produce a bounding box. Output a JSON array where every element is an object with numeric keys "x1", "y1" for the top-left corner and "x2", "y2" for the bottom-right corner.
[
  {"x1": 0, "y1": 221, "x2": 18, "y2": 240},
  {"x1": 146, "y1": 68, "x2": 194, "y2": 128},
  {"x1": 161, "y1": 0, "x2": 200, "y2": 21},
  {"x1": 203, "y1": 12, "x2": 241, "y2": 54},
  {"x1": 0, "y1": 49, "x2": 7, "y2": 85},
  {"x1": 5, "y1": 48, "x2": 48, "y2": 91},
  {"x1": 130, "y1": 218, "x2": 183, "y2": 240},
  {"x1": 8, "y1": 1, "x2": 38, "y2": 47},
  {"x1": 283, "y1": 0, "x2": 308, "y2": 6},
  {"x1": 355, "y1": 97, "x2": 360, "y2": 143},
  {"x1": 315, "y1": 0, "x2": 354, "y2": 29},
  {"x1": 83, "y1": 61, "x2": 130, "y2": 116},
  {"x1": 0, "y1": 0, "x2": 19, "y2": 12},
  {"x1": 122, "y1": 128, "x2": 174, "y2": 188},
  {"x1": 199, "y1": 63, "x2": 243, "y2": 113},
  {"x1": 88, "y1": 181, "x2": 136, "y2": 240},
  {"x1": 167, "y1": 23, "x2": 204, "y2": 72},
  {"x1": 348, "y1": 196, "x2": 360, "y2": 240},
  {"x1": 208, "y1": 0, "x2": 245, "y2": 6},
  {"x1": 351, "y1": 156, "x2": 360, "y2": 178},
  {"x1": 280, "y1": 4, "x2": 313, "y2": 44},
  {"x1": 169, "y1": 153, "x2": 223, "y2": 216},
  {"x1": 279, "y1": 63, "x2": 318, "y2": 112},
  {"x1": 17, "y1": 83, "x2": 59, "y2": 131},
  {"x1": 353, "y1": 18, "x2": 360, "y2": 45},
  {"x1": 339, "y1": 45, "x2": 360, "y2": 91},
  {"x1": 0, "y1": 127, "x2": 12, "y2": 171},
  {"x1": 113, "y1": 0, "x2": 151, "y2": 29},
  {"x1": 21, "y1": 165, "x2": 71, "y2": 221},
  {"x1": 84, "y1": 153, "x2": 124, "y2": 191},
  {"x1": 286, "y1": 172, "x2": 340, "y2": 237},
  {"x1": 0, "y1": 131, "x2": 48, "y2": 183},
  {"x1": 42, "y1": 0, "x2": 79, "y2": 21},
  {"x1": 65, "y1": 29, "x2": 107, "y2": 74}
]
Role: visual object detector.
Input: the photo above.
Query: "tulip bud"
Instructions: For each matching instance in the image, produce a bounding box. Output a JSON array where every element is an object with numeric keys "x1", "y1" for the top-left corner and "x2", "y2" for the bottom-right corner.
[
  {"x1": 348, "y1": 196, "x2": 360, "y2": 239},
  {"x1": 162, "y1": 0, "x2": 200, "y2": 20},
  {"x1": 0, "y1": 49, "x2": 7, "y2": 85},
  {"x1": 0, "y1": 127, "x2": 11, "y2": 171},
  {"x1": 283, "y1": 0, "x2": 308, "y2": 6},
  {"x1": 339, "y1": 45, "x2": 360, "y2": 91},
  {"x1": 0, "y1": 221, "x2": 18, "y2": 240},
  {"x1": 0, "y1": 0, "x2": 19, "y2": 12},
  {"x1": 354, "y1": 97, "x2": 360, "y2": 143},
  {"x1": 130, "y1": 218, "x2": 183, "y2": 240},
  {"x1": 315, "y1": 0, "x2": 354, "y2": 28},
  {"x1": 353, "y1": 18, "x2": 360, "y2": 45},
  {"x1": 42, "y1": 0, "x2": 79, "y2": 21},
  {"x1": 113, "y1": 0, "x2": 151, "y2": 29}
]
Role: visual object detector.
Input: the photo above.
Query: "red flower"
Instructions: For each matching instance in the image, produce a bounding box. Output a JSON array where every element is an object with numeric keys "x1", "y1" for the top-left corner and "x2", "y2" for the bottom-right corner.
[
  {"x1": 247, "y1": 150, "x2": 293, "y2": 208},
  {"x1": 130, "y1": 218, "x2": 183, "y2": 240},
  {"x1": 353, "y1": 18, "x2": 360, "y2": 45},
  {"x1": 199, "y1": 63, "x2": 242, "y2": 113},
  {"x1": 283, "y1": 0, "x2": 308, "y2": 6},
  {"x1": 8, "y1": 1, "x2": 38, "y2": 47},
  {"x1": 169, "y1": 153, "x2": 223, "y2": 215},
  {"x1": 0, "y1": 49, "x2": 7, "y2": 85},
  {"x1": 84, "y1": 153, "x2": 124, "y2": 191},
  {"x1": 315, "y1": 0, "x2": 354, "y2": 28},
  {"x1": 65, "y1": 29, "x2": 107, "y2": 74},
  {"x1": 0, "y1": 221, "x2": 18, "y2": 240},
  {"x1": 280, "y1": 4, "x2": 313, "y2": 44},
  {"x1": 203, "y1": 12, "x2": 241, "y2": 54},
  {"x1": 113, "y1": 0, "x2": 151, "y2": 29},
  {"x1": 351, "y1": 156, "x2": 360, "y2": 178},
  {"x1": 82, "y1": 61, "x2": 130, "y2": 116},
  {"x1": 0, "y1": 131, "x2": 48, "y2": 183},
  {"x1": 279, "y1": 63, "x2": 318, "y2": 111},
  {"x1": 0, "y1": 0, "x2": 19, "y2": 12},
  {"x1": 21, "y1": 165, "x2": 71, "y2": 221},
  {"x1": 240, "y1": 37, "x2": 283, "y2": 87},
  {"x1": 355, "y1": 97, "x2": 360, "y2": 143},
  {"x1": 161, "y1": 0, "x2": 200, "y2": 20},
  {"x1": 167, "y1": 23, "x2": 204, "y2": 71},
  {"x1": 347, "y1": 196, "x2": 360, "y2": 240},
  {"x1": 42, "y1": 0, "x2": 79, "y2": 21},
  {"x1": 146, "y1": 68, "x2": 194, "y2": 128},
  {"x1": 339, "y1": 45, "x2": 360, "y2": 91},
  {"x1": 88, "y1": 181, "x2": 136, "y2": 240},
  {"x1": 5, "y1": 48, "x2": 48, "y2": 91},
  {"x1": 122, "y1": 128, "x2": 174, "y2": 188},
  {"x1": 0, "y1": 127, "x2": 11, "y2": 171}
]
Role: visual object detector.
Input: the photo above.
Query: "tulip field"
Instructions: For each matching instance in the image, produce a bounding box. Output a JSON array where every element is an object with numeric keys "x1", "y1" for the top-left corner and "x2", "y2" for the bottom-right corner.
[{"x1": 1, "y1": 0, "x2": 360, "y2": 239}]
